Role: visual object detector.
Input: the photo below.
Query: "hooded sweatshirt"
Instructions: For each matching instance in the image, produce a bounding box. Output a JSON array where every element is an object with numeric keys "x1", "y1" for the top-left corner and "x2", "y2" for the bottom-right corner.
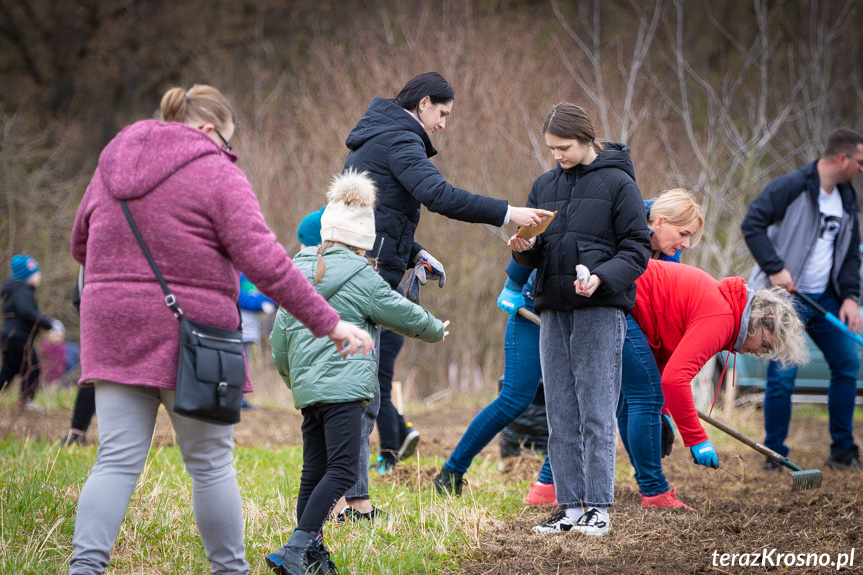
[
  {"x1": 70, "y1": 120, "x2": 339, "y2": 391},
  {"x1": 344, "y1": 97, "x2": 509, "y2": 289},
  {"x1": 632, "y1": 259, "x2": 752, "y2": 446},
  {"x1": 270, "y1": 246, "x2": 445, "y2": 410}
]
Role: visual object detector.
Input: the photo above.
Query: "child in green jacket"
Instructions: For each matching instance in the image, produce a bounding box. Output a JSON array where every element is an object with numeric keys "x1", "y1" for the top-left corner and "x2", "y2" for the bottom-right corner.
[{"x1": 266, "y1": 169, "x2": 449, "y2": 575}]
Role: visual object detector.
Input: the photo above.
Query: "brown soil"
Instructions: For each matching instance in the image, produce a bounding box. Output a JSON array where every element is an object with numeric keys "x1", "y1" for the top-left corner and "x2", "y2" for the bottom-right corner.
[{"x1": 3, "y1": 402, "x2": 861, "y2": 574}]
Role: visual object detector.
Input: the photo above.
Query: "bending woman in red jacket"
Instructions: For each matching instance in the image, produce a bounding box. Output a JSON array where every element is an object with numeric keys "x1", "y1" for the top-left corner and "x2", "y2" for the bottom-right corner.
[{"x1": 632, "y1": 259, "x2": 809, "y2": 462}]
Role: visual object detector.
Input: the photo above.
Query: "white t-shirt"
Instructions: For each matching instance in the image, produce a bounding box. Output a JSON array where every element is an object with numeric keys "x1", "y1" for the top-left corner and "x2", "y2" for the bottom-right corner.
[{"x1": 797, "y1": 186, "x2": 844, "y2": 293}]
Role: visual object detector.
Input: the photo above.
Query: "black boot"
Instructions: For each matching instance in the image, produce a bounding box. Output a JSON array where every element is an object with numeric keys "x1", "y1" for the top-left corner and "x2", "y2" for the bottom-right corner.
[
  {"x1": 306, "y1": 532, "x2": 338, "y2": 574},
  {"x1": 266, "y1": 528, "x2": 318, "y2": 574},
  {"x1": 433, "y1": 469, "x2": 464, "y2": 496}
]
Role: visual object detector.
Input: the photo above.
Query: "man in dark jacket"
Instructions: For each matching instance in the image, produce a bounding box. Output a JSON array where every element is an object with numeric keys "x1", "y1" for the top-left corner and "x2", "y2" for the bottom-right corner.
[
  {"x1": 1, "y1": 254, "x2": 57, "y2": 411},
  {"x1": 742, "y1": 127, "x2": 863, "y2": 470}
]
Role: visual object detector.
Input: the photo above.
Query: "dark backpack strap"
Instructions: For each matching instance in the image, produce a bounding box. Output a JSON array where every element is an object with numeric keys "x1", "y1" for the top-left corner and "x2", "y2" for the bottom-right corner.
[{"x1": 120, "y1": 199, "x2": 183, "y2": 318}]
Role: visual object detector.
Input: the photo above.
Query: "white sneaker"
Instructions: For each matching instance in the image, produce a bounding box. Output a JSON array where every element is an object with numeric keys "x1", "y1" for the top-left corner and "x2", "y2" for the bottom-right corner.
[
  {"x1": 533, "y1": 510, "x2": 577, "y2": 534},
  {"x1": 19, "y1": 401, "x2": 46, "y2": 413},
  {"x1": 574, "y1": 508, "x2": 610, "y2": 536}
]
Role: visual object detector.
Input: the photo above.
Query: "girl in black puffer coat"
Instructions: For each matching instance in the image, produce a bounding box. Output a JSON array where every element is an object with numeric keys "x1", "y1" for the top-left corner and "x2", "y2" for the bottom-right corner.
[{"x1": 511, "y1": 103, "x2": 650, "y2": 537}]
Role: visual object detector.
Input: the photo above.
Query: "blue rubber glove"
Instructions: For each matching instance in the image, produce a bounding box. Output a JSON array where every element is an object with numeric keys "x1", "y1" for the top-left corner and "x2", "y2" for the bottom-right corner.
[
  {"x1": 497, "y1": 286, "x2": 526, "y2": 316},
  {"x1": 690, "y1": 439, "x2": 719, "y2": 468},
  {"x1": 660, "y1": 414, "x2": 675, "y2": 458}
]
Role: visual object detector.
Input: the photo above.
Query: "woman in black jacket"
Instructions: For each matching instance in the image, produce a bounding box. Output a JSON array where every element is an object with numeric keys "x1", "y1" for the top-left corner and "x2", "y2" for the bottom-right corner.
[
  {"x1": 337, "y1": 72, "x2": 552, "y2": 518},
  {"x1": 510, "y1": 103, "x2": 650, "y2": 537}
]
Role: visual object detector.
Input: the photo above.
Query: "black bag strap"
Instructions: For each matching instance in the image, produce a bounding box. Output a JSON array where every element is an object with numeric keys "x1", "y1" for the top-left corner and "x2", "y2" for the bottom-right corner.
[{"x1": 120, "y1": 199, "x2": 184, "y2": 318}]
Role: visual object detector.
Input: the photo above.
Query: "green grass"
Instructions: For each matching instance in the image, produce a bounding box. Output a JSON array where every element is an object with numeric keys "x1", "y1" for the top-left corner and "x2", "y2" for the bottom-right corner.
[{"x1": 0, "y1": 438, "x2": 538, "y2": 574}]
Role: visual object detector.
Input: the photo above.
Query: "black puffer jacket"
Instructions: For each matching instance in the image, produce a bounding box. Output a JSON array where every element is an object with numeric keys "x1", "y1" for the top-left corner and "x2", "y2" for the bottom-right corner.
[
  {"x1": 345, "y1": 97, "x2": 509, "y2": 289},
  {"x1": 513, "y1": 143, "x2": 650, "y2": 313},
  {"x1": 1, "y1": 277, "x2": 52, "y2": 342}
]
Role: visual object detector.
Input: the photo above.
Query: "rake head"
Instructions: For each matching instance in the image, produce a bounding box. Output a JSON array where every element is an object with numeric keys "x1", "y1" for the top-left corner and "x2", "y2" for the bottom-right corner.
[{"x1": 789, "y1": 469, "x2": 823, "y2": 492}]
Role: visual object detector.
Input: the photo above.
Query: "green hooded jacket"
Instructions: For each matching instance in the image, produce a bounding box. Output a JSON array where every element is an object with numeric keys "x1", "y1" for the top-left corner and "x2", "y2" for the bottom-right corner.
[{"x1": 270, "y1": 246, "x2": 446, "y2": 410}]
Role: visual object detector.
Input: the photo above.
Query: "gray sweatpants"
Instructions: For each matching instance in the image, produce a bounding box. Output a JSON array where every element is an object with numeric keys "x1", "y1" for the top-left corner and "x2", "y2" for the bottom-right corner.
[
  {"x1": 69, "y1": 381, "x2": 249, "y2": 575},
  {"x1": 540, "y1": 307, "x2": 625, "y2": 508}
]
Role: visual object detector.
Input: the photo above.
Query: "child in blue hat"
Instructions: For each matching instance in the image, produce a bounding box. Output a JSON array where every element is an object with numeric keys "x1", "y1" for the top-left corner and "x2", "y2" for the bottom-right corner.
[{"x1": 1, "y1": 255, "x2": 60, "y2": 411}]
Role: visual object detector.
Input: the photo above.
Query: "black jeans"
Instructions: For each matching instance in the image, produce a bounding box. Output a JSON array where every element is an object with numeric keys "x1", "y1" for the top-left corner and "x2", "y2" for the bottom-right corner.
[
  {"x1": 0, "y1": 335, "x2": 41, "y2": 404},
  {"x1": 376, "y1": 328, "x2": 407, "y2": 463},
  {"x1": 297, "y1": 401, "x2": 362, "y2": 533},
  {"x1": 71, "y1": 386, "x2": 97, "y2": 431}
]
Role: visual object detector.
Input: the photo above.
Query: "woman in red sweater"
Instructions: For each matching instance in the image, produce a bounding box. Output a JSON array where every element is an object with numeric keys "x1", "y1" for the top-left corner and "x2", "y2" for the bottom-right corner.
[{"x1": 632, "y1": 259, "x2": 808, "y2": 459}]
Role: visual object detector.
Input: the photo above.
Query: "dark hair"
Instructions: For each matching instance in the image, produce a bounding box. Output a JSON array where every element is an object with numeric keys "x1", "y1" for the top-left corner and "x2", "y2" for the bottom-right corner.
[
  {"x1": 542, "y1": 102, "x2": 604, "y2": 154},
  {"x1": 393, "y1": 72, "x2": 455, "y2": 111},
  {"x1": 823, "y1": 127, "x2": 863, "y2": 158}
]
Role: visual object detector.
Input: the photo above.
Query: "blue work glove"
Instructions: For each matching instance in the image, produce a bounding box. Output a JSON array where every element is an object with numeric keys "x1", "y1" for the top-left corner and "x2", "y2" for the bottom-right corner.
[
  {"x1": 497, "y1": 286, "x2": 525, "y2": 316},
  {"x1": 690, "y1": 439, "x2": 719, "y2": 468},
  {"x1": 660, "y1": 414, "x2": 675, "y2": 458},
  {"x1": 401, "y1": 250, "x2": 446, "y2": 304}
]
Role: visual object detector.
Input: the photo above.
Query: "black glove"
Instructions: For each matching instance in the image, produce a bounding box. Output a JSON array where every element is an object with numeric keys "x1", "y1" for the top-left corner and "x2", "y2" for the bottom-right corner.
[{"x1": 661, "y1": 414, "x2": 675, "y2": 458}]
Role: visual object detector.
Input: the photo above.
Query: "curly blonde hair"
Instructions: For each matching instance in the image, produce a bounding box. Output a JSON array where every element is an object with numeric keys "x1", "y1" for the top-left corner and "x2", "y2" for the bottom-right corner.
[{"x1": 748, "y1": 287, "x2": 809, "y2": 366}]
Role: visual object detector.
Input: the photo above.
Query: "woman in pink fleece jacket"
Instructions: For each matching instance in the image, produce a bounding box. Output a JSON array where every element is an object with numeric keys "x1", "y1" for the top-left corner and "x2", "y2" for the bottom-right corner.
[{"x1": 68, "y1": 85, "x2": 372, "y2": 575}]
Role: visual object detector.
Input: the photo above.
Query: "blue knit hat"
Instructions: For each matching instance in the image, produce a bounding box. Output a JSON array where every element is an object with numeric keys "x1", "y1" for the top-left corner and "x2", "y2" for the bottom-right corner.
[
  {"x1": 10, "y1": 255, "x2": 40, "y2": 281},
  {"x1": 296, "y1": 206, "x2": 326, "y2": 247}
]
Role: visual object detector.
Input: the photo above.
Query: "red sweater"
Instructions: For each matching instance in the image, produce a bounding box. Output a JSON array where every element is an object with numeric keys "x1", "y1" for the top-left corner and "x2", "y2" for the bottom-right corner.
[{"x1": 632, "y1": 260, "x2": 749, "y2": 446}]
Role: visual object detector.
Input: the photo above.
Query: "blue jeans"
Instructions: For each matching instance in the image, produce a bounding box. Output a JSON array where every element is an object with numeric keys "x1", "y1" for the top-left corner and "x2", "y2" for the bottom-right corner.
[
  {"x1": 538, "y1": 456, "x2": 554, "y2": 484},
  {"x1": 376, "y1": 328, "x2": 406, "y2": 464},
  {"x1": 617, "y1": 316, "x2": 669, "y2": 496},
  {"x1": 443, "y1": 313, "x2": 541, "y2": 474},
  {"x1": 764, "y1": 289, "x2": 860, "y2": 455},
  {"x1": 344, "y1": 327, "x2": 383, "y2": 502},
  {"x1": 344, "y1": 384, "x2": 379, "y2": 501},
  {"x1": 541, "y1": 307, "x2": 625, "y2": 508}
]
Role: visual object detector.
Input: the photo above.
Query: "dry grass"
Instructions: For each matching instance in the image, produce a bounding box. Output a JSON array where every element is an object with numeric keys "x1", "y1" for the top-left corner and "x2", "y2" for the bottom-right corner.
[{"x1": 3, "y1": 397, "x2": 860, "y2": 573}]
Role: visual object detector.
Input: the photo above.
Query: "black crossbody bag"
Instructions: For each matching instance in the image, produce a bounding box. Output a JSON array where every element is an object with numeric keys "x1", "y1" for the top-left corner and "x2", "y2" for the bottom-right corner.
[{"x1": 121, "y1": 200, "x2": 244, "y2": 425}]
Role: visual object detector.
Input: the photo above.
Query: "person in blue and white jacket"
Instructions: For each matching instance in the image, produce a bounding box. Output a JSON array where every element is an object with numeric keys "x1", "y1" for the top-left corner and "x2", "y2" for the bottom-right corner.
[{"x1": 742, "y1": 127, "x2": 863, "y2": 471}]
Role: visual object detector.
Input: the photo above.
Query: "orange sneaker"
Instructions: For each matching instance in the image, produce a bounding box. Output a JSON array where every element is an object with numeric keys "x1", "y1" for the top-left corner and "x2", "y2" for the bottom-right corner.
[
  {"x1": 522, "y1": 482, "x2": 558, "y2": 507},
  {"x1": 641, "y1": 488, "x2": 694, "y2": 511}
]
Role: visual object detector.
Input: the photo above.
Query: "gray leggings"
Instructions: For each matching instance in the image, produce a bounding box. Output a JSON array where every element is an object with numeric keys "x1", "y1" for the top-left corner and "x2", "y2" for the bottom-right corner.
[{"x1": 69, "y1": 381, "x2": 249, "y2": 575}]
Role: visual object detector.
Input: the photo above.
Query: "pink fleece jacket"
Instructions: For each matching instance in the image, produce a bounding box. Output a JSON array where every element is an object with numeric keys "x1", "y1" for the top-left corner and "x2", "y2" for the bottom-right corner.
[{"x1": 71, "y1": 120, "x2": 339, "y2": 391}]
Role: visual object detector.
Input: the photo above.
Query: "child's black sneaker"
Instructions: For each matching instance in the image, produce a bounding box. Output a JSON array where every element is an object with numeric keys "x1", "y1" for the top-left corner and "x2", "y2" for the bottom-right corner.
[
  {"x1": 433, "y1": 469, "x2": 464, "y2": 497},
  {"x1": 397, "y1": 424, "x2": 420, "y2": 460},
  {"x1": 532, "y1": 509, "x2": 577, "y2": 534},
  {"x1": 574, "y1": 508, "x2": 610, "y2": 536},
  {"x1": 63, "y1": 428, "x2": 88, "y2": 446}
]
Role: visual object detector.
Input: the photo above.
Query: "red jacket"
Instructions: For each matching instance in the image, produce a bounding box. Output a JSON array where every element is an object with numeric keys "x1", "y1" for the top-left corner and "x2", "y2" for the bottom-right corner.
[{"x1": 632, "y1": 260, "x2": 750, "y2": 446}]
